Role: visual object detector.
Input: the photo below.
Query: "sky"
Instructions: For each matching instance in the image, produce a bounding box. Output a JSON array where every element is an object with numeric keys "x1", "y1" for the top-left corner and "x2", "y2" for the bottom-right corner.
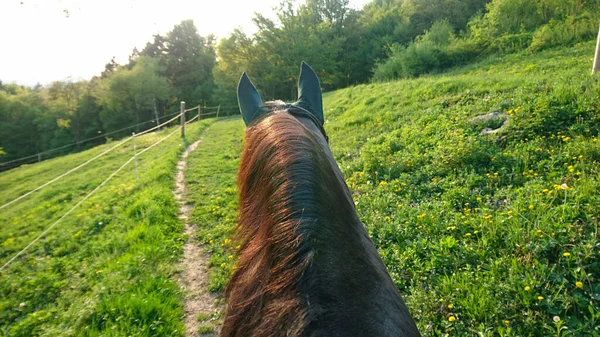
[{"x1": 0, "y1": 0, "x2": 370, "y2": 86}]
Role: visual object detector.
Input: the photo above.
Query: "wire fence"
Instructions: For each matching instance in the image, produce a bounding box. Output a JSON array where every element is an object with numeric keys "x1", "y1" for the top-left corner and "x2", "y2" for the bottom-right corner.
[
  {"x1": 0, "y1": 111, "x2": 187, "y2": 211},
  {"x1": 0, "y1": 109, "x2": 186, "y2": 171},
  {"x1": 0, "y1": 124, "x2": 185, "y2": 273},
  {"x1": 0, "y1": 101, "x2": 238, "y2": 274},
  {"x1": 0, "y1": 101, "x2": 241, "y2": 274}
]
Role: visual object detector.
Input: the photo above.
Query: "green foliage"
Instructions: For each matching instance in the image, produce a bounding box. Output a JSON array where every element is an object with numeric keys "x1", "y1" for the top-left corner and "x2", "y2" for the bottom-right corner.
[
  {"x1": 371, "y1": 0, "x2": 600, "y2": 81},
  {"x1": 98, "y1": 56, "x2": 171, "y2": 132},
  {"x1": 164, "y1": 20, "x2": 216, "y2": 106},
  {"x1": 190, "y1": 44, "x2": 600, "y2": 335},
  {"x1": 0, "y1": 120, "x2": 214, "y2": 335},
  {"x1": 0, "y1": 20, "x2": 214, "y2": 165},
  {"x1": 530, "y1": 14, "x2": 599, "y2": 52},
  {"x1": 373, "y1": 21, "x2": 454, "y2": 80},
  {"x1": 482, "y1": 0, "x2": 544, "y2": 36}
]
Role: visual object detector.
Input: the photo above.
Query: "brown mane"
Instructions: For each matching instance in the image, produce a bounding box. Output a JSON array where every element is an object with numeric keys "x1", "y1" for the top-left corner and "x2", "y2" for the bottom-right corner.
[{"x1": 221, "y1": 111, "x2": 420, "y2": 337}]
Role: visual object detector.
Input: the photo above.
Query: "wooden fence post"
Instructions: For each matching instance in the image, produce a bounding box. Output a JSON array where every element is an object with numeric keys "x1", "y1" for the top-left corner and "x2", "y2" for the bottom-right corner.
[
  {"x1": 153, "y1": 96, "x2": 161, "y2": 131},
  {"x1": 180, "y1": 101, "x2": 186, "y2": 137},
  {"x1": 132, "y1": 132, "x2": 139, "y2": 182},
  {"x1": 594, "y1": 22, "x2": 600, "y2": 74},
  {"x1": 198, "y1": 105, "x2": 201, "y2": 121},
  {"x1": 216, "y1": 105, "x2": 221, "y2": 118}
]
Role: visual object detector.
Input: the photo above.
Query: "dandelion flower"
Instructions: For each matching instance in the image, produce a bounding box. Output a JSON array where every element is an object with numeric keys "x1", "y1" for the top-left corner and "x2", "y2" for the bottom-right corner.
[
  {"x1": 448, "y1": 316, "x2": 456, "y2": 322},
  {"x1": 447, "y1": 304, "x2": 454, "y2": 309},
  {"x1": 537, "y1": 296, "x2": 544, "y2": 301},
  {"x1": 576, "y1": 281, "x2": 583, "y2": 288},
  {"x1": 524, "y1": 286, "x2": 531, "y2": 291},
  {"x1": 553, "y1": 316, "x2": 560, "y2": 322},
  {"x1": 563, "y1": 252, "x2": 571, "y2": 257}
]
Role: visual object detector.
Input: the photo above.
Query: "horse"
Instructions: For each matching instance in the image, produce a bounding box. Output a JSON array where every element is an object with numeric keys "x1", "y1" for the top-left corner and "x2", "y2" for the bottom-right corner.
[{"x1": 220, "y1": 62, "x2": 421, "y2": 337}]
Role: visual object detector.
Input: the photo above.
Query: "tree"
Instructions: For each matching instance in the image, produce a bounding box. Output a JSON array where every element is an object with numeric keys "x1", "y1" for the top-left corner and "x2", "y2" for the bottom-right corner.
[
  {"x1": 47, "y1": 79, "x2": 83, "y2": 150},
  {"x1": 165, "y1": 20, "x2": 216, "y2": 106},
  {"x1": 98, "y1": 56, "x2": 171, "y2": 134},
  {"x1": 101, "y1": 57, "x2": 119, "y2": 79}
]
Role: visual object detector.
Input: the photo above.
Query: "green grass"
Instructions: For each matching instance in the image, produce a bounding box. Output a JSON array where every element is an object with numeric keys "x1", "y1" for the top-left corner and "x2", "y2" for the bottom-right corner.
[
  {"x1": 323, "y1": 41, "x2": 600, "y2": 336},
  {"x1": 0, "y1": 120, "x2": 213, "y2": 336},
  {"x1": 186, "y1": 42, "x2": 600, "y2": 336},
  {"x1": 184, "y1": 119, "x2": 244, "y2": 293},
  {"x1": 3, "y1": 41, "x2": 599, "y2": 336}
]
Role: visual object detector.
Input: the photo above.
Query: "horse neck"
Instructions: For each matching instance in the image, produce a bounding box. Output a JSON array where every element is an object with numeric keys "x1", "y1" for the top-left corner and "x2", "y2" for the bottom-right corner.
[{"x1": 222, "y1": 113, "x2": 419, "y2": 337}]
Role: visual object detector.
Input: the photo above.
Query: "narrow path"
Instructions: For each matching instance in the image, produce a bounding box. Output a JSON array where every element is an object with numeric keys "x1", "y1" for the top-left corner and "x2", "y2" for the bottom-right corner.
[{"x1": 175, "y1": 134, "x2": 220, "y2": 337}]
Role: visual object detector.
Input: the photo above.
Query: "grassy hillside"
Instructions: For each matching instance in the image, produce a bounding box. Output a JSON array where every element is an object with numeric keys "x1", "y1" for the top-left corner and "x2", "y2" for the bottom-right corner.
[
  {"x1": 186, "y1": 42, "x2": 600, "y2": 336},
  {"x1": 0, "y1": 120, "x2": 213, "y2": 336}
]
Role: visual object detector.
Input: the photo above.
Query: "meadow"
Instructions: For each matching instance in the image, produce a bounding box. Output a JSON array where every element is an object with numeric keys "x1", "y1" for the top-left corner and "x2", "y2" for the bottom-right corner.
[
  {"x1": 0, "y1": 120, "x2": 213, "y2": 336},
  {"x1": 185, "y1": 42, "x2": 600, "y2": 336},
  {"x1": 2, "y1": 41, "x2": 600, "y2": 336}
]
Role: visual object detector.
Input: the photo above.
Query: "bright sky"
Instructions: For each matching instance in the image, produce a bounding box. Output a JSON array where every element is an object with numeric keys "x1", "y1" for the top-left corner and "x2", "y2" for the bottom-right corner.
[{"x1": 0, "y1": 0, "x2": 370, "y2": 86}]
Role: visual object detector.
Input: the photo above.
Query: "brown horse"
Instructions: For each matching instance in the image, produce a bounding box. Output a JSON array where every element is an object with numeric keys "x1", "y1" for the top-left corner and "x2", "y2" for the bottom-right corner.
[{"x1": 221, "y1": 63, "x2": 420, "y2": 337}]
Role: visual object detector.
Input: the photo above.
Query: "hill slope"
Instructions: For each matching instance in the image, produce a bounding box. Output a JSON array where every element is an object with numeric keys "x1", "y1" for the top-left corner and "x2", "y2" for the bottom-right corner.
[
  {"x1": 186, "y1": 42, "x2": 600, "y2": 335},
  {"x1": 0, "y1": 120, "x2": 213, "y2": 336}
]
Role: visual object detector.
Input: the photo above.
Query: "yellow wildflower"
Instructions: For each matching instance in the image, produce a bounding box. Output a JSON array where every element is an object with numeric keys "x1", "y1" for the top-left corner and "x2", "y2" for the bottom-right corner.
[
  {"x1": 576, "y1": 281, "x2": 583, "y2": 288},
  {"x1": 448, "y1": 316, "x2": 456, "y2": 322}
]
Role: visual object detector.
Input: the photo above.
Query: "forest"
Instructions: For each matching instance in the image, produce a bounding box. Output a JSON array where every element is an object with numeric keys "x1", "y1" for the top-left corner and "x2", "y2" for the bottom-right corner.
[{"x1": 1, "y1": 0, "x2": 599, "y2": 165}]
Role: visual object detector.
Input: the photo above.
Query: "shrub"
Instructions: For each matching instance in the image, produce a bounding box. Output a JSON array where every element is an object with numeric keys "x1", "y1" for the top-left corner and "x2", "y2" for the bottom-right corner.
[
  {"x1": 529, "y1": 14, "x2": 599, "y2": 52},
  {"x1": 373, "y1": 21, "x2": 455, "y2": 81}
]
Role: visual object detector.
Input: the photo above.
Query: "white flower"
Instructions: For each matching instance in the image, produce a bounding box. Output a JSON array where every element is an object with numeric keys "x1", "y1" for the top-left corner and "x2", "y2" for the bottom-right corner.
[{"x1": 553, "y1": 316, "x2": 561, "y2": 322}]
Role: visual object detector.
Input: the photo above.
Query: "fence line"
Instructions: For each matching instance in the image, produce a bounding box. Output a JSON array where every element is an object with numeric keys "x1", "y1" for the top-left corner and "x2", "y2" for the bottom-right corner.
[
  {"x1": 134, "y1": 112, "x2": 182, "y2": 137},
  {"x1": 0, "y1": 112, "x2": 183, "y2": 211},
  {"x1": 0, "y1": 125, "x2": 184, "y2": 274},
  {"x1": 184, "y1": 105, "x2": 200, "y2": 113},
  {"x1": 185, "y1": 115, "x2": 199, "y2": 124},
  {"x1": 0, "y1": 102, "x2": 233, "y2": 170},
  {"x1": 0, "y1": 110, "x2": 184, "y2": 168},
  {"x1": 0, "y1": 136, "x2": 132, "y2": 211}
]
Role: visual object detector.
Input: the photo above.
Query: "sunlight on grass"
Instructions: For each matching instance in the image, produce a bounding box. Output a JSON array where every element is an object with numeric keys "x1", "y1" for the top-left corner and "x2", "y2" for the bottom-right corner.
[
  {"x1": 189, "y1": 44, "x2": 600, "y2": 336},
  {"x1": 0, "y1": 120, "x2": 213, "y2": 336}
]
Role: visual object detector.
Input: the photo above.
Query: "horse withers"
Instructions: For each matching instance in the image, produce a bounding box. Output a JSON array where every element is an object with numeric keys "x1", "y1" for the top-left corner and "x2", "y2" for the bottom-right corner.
[{"x1": 220, "y1": 62, "x2": 421, "y2": 337}]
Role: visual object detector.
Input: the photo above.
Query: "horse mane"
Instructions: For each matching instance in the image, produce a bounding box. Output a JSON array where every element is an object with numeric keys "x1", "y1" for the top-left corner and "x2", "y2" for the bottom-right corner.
[{"x1": 221, "y1": 111, "x2": 419, "y2": 337}]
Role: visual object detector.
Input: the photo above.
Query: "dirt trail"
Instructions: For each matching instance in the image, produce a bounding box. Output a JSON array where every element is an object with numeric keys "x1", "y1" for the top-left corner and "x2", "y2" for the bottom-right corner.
[{"x1": 175, "y1": 135, "x2": 220, "y2": 337}]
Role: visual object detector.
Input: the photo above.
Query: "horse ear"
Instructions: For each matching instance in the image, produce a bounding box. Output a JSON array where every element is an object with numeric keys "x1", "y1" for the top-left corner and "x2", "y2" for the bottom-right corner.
[
  {"x1": 297, "y1": 62, "x2": 324, "y2": 124},
  {"x1": 237, "y1": 72, "x2": 264, "y2": 126}
]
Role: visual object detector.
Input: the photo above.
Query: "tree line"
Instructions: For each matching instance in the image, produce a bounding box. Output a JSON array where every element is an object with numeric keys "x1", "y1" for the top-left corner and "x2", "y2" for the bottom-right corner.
[{"x1": 1, "y1": 0, "x2": 598, "y2": 164}]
